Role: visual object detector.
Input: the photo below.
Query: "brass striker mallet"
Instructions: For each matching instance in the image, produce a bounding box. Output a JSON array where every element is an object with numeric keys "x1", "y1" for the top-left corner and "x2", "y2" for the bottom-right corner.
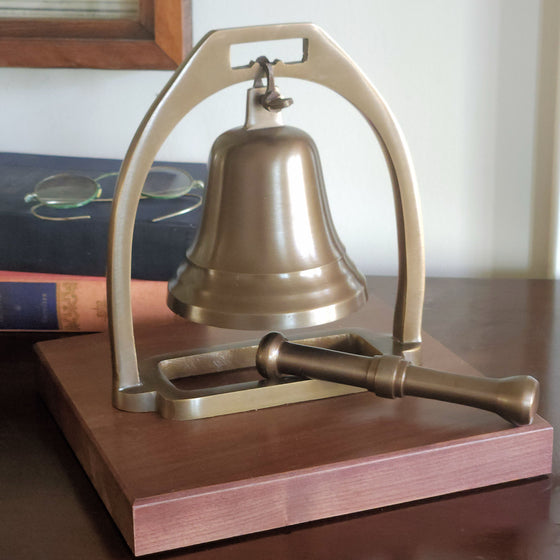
[{"x1": 256, "y1": 332, "x2": 539, "y2": 425}]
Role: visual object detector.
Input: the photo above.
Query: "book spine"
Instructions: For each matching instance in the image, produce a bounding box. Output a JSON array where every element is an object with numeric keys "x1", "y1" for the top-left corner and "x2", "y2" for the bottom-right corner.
[{"x1": 0, "y1": 271, "x2": 175, "y2": 332}]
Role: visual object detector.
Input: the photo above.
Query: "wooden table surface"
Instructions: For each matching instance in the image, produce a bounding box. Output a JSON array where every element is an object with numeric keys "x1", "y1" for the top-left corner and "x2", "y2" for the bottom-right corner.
[{"x1": 1, "y1": 277, "x2": 559, "y2": 559}]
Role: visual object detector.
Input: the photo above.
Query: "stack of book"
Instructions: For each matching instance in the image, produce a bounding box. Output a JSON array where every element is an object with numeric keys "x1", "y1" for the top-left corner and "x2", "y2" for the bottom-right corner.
[{"x1": 0, "y1": 153, "x2": 206, "y2": 332}]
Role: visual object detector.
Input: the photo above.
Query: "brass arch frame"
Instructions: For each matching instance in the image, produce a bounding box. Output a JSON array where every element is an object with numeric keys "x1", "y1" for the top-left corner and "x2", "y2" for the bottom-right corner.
[{"x1": 107, "y1": 23, "x2": 425, "y2": 412}]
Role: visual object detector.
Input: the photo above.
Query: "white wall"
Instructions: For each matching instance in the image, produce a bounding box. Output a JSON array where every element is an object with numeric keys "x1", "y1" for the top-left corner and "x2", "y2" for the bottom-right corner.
[{"x1": 0, "y1": 0, "x2": 554, "y2": 278}]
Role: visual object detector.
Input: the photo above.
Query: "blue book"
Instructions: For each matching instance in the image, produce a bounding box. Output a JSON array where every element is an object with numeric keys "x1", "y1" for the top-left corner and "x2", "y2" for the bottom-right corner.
[
  {"x1": 0, "y1": 281, "x2": 58, "y2": 330},
  {"x1": 0, "y1": 153, "x2": 206, "y2": 281}
]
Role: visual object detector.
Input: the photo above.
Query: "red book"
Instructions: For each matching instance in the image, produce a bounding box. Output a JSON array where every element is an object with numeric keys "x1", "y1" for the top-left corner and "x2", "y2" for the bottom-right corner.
[{"x1": 0, "y1": 271, "x2": 178, "y2": 331}]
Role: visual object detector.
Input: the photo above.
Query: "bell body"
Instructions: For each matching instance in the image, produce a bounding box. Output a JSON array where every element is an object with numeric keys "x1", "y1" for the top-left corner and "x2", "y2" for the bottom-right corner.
[{"x1": 168, "y1": 88, "x2": 367, "y2": 330}]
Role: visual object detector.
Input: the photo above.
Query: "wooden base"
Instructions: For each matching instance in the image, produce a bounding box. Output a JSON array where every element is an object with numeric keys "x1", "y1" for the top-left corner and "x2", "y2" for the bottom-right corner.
[{"x1": 35, "y1": 295, "x2": 553, "y2": 556}]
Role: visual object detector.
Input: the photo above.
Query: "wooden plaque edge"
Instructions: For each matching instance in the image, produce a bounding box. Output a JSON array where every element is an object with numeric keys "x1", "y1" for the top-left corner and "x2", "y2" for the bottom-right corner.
[{"x1": 131, "y1": 421, "x2": 552, "y2": 555}]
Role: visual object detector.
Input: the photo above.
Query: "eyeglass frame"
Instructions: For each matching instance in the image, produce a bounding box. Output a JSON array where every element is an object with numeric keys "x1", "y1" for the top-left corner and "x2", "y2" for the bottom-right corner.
[{"x1": 24, "y1": 165, "x2": 204, "y2": 223}]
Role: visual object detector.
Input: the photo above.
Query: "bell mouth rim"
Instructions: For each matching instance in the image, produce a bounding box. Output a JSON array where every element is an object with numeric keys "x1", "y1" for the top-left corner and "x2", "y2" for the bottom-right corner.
[{"x1": 167, "y1": 288, "x2": 368, "y2": 331}]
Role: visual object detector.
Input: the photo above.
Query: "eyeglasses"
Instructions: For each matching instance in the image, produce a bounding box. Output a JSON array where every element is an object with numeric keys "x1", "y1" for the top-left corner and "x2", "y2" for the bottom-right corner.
[{"x1": 24, "y1": 166, "x2": 204, "y2": 223}]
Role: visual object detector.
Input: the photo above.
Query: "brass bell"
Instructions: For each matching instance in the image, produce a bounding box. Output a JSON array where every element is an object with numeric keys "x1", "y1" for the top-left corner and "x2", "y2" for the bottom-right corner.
[{"x1": 168, "y1": 77, "x2": 367, "y2": 330}]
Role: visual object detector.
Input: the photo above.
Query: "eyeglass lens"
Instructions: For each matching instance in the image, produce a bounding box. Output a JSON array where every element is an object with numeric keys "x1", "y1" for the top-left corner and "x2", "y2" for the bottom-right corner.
[
  {"x1": 34, "y1": 174, "x2": 100, "y2": 208},
  {"x1": 142, "y1": 167, "x2": 195, "y2": 198}
]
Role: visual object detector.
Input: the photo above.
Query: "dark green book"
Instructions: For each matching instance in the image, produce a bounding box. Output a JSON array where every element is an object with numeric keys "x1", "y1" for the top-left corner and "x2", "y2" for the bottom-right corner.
[{"x1": 0, "y1": 153, "x2": 206, "y2": 281}]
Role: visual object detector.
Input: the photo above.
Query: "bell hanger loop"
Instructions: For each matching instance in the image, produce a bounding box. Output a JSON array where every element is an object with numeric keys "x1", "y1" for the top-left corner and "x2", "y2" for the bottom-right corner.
[{"x1": 253, "y1": 56, "x2": 294, "y2": 112}]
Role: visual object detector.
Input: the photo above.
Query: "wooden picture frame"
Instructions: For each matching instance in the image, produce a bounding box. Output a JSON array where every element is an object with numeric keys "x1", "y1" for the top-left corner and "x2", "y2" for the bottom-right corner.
[{"x1": 0, "y1": 0, "x2": 192, "y2": 69}]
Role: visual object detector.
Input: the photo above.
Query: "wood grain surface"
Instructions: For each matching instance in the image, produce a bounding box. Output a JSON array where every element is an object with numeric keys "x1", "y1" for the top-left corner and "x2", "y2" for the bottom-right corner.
[
  {"x1": 0, "y1": 0, "x2": 191, "y2": 69},
  {"x1": 35, "y1": 279, "x2": 553, "y2": 555}
]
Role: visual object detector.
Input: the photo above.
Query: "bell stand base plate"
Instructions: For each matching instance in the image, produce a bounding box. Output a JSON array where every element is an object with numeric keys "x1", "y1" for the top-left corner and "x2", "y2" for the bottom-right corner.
[
  {"x1": 35, "y1": 294, "x2": 553, "y2": 556},
  {"x1": 140, "y1": 330, "x2": 404, "y2": 421}
]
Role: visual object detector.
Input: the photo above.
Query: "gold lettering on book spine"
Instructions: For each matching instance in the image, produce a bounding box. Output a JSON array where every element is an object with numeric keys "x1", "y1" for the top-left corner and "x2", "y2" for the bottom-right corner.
[
  {"x1": 95, "y1": 300, "x2": 108, "y2": 319},
  {"x1": 57, "y1": 282, "x2": 80, "y2": 330}
]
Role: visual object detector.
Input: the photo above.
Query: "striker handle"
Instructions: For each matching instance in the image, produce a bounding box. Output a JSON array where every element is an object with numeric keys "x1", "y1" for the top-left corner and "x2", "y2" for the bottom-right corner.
[{"x1": 256, "y1": 332, "x2": 539, "y2": 426}]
